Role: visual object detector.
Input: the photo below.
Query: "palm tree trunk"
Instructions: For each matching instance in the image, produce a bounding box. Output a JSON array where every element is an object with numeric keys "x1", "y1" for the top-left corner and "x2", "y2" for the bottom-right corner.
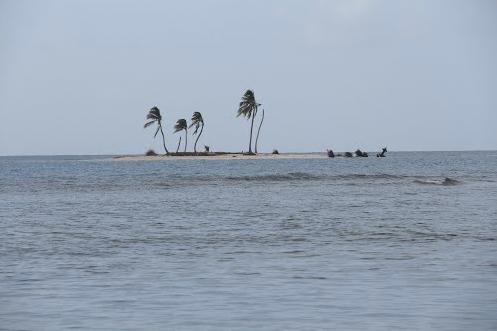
[
  {"x1": 159, "y1": 124, "x2": 169, "y2": 154},
  {"x1": 194, "y1": 124, "x2": 204, "y2": 154},
  {"x1": 254, "y1": 108, "x2": 264, "y2": 154},
  {"x1": 248, "y1": 112, "x2": 256, "y2": 154},
  {"x1": 184, "y1": 128, "x2": 188, "y2": 153},
  {"x1": 176, "y1": 136, "x2": 181, "y2": 153}
]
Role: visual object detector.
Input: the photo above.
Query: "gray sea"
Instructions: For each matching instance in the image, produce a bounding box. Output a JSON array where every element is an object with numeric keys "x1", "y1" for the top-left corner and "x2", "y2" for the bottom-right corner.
[{"x1": 1, "y1": 151, "x2": 497, "y2": 330}]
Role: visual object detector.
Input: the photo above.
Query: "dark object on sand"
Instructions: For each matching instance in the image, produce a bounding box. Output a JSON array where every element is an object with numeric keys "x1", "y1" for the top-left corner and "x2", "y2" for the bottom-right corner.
[
  {"x1": 272, "y1": 149, "x2": 279, "y2": 154},
  {"x1": 345, "y1": 152, "x2": 353, "y2": 157},
  {"x1": 145, "y1": 149, "x2": 158, "y2": 156},
  {"x1": 327, "y1": 149, "x2": 335, "y2": 158},
  {"x1": 355, "y1": 149, "x2": 368, "y2": 157},
  {"x1": 377, "y1": 147, "x2": 387, "y2": 157},
  {"x1": 204, "y1": 145, "x2": 210, "y2": 152}
]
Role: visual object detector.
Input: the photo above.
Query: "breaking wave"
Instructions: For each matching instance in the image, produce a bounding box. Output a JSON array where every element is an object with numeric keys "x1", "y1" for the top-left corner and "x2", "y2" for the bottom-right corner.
[
  {"x1": 8, "y1": 173, "x2": 463, "y2": 194},
  {"x1": 413, "y1": 177, "x2": 460, "y2": 186},
  {"x1": 226, "y1": 172, "x2": 321, "y2": 181},
  {"x1": 224, "y1": 173, "x2": 462, "y2": 185}
]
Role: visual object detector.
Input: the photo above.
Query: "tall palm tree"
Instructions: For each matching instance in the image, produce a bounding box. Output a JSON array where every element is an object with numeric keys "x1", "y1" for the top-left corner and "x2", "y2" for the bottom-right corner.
[
  {"x1": 174, "y1": 119, "x2": 188, "y2": 153},
  {"x1": 254, "y1": 108, "x2": 265, "y2": 154},
  {"x1": 189, "y1": 112, "x2": 204, "y2": 154},
  {"x1": 144, "y1": 106, "x2": 169, "y2": 155},
  {"x1": 237, "y1": 89, "x2": 260, "y2": 154}
]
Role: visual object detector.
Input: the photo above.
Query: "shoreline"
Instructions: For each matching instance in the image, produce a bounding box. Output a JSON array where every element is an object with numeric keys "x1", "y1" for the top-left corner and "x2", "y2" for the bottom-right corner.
[{"x1": 113, "y1": 152, "x2": 329, "y2": 161}]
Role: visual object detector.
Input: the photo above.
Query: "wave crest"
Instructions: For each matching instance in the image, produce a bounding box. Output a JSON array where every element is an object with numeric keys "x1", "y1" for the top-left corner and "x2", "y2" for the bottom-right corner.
[
  {"x1": 225, "y1": 173, "x2": 461, "y2": 185},
  {"x1": 227, "y1": 172, "x2": 320, "y2": 181},
  {"x1": 413, "y1": 177, "x2": 460, "y2": 186}
]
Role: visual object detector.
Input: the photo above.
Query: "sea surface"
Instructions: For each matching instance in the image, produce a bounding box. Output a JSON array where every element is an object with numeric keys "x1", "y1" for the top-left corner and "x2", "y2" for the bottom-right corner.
[{"x1": 1, "y1": 151, "x2": 497, "y2": 330}]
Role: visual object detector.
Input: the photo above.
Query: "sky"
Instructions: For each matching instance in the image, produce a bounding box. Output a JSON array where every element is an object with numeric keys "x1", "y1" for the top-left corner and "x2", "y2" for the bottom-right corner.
[{"x1": 1, "y1": 0, "x2": 496, "y2": 155}]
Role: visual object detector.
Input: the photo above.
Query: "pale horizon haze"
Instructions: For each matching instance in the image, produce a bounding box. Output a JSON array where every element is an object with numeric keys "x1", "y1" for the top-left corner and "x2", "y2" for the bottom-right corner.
[{"x1": 1, "y1": 0, "x2": 496, "y2": 155}]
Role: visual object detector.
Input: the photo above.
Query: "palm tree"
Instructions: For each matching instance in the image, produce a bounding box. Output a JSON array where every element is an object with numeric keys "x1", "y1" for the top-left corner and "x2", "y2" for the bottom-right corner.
[
  {"x1": 174, "y1": 119, "x2": 188, "y2": 153},
  {"x1": 254, "y1": 108, "x2": 265, "y2": 153},
  {"x1": 144, "y1": 106, "x2": 169, "y2": 155},
  {"x1": 237, "y1": 89, "x2": 260, "y2": 154},
  {"x1": 189, "y1": 112, "x2": 204, "y2": 154}
]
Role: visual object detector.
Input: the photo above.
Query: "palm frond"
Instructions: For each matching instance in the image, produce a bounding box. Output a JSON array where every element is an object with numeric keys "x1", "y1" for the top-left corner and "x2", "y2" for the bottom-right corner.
[
  {"x1": 189, "y1": 112, "x2": 204, "y2": 134},
  {"x1": 237, "y1": 89, "x2": 258, "y2": 119},
  {"x1": 144, "y1": 120, "x2": 156, "y2": 128},
  {"x1": 174, "y1": 119, "x2": 187, "y2": 133},
  {"x1": 147, "y1": 106, "x2": 161, "y2": 121},
  {"x1": 154, "y1": 125, "x2": 161, "y2": 138},
  {"x1": 146, "y1": 113, "x2": 159, "y2": 120},
  {"x1": 189, "y1": 112, "x2": 203, "y2": 126},
  {"x1": 242, "y1": 89, "x2": 255, "y2": 102}
]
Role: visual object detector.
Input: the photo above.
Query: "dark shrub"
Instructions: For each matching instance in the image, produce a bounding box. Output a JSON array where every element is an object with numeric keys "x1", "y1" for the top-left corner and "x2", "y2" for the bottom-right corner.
[{"x1": 145, "y1": 149, "x2": 158, "y2": 156}]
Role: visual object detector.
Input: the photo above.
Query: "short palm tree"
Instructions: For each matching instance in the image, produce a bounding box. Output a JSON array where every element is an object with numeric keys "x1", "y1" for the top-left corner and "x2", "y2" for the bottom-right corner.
[
  {"x1": 254, "y1": 108, "x2": 265, "y2": 153},
  {"x1": 189, "y1": 112, "x2": 204, "y2": 154},
  {"x1": 174, "y1": 119, "x2": 188, "y2": 153},
  {"x1": 237, "y1": 89, "x2": 260, "y2": 154},
  {"x1": 144, "y1": 106, "x2": 169, "y2": 154}
]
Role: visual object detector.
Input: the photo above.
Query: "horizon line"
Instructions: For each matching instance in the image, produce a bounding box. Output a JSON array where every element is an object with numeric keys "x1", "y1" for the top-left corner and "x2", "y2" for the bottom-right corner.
[{"x1": 1, "y1": 149, "x2": 496, "y2": 157}]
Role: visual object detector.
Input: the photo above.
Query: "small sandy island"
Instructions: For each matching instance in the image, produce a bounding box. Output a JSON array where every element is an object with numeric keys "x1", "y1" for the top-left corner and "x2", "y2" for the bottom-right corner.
[{"x1": 113, "y1": 152, "x2": 328, "y2": 161}]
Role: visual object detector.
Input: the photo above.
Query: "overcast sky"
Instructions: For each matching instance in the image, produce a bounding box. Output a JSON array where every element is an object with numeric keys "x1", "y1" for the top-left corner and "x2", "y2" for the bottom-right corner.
[{"x1": 1, "y1": 0, "x2": 496, "y2": 155}]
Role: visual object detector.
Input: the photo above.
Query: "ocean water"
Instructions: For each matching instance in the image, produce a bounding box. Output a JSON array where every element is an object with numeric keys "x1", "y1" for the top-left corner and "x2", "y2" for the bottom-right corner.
[{"x1": 1, "y1": 151, "x2": 496, "y2": 330}]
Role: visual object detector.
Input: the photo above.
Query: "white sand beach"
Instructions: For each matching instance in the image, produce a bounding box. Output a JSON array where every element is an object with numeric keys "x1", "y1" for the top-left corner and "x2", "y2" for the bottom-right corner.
[{"x1": 112, "y1": 152, "x2": 328, "y2": 161}]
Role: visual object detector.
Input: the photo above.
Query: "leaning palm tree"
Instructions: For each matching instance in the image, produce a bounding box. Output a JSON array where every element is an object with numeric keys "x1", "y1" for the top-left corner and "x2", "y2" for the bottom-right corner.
[
  {"x1": 189, "y1": 112, "x2": 204, "y2": 154},
  {"x1": 173, "y1": 119, "x2": 188, "y2": 153},
  {"x1": 144, "y1": 106, "x2": 169, "y2": 155},
  {"x1": 254, "y1": 108, "x2": 265, "y2": 153},
  {"x1": 237, "y1": 89, "x2": 260, "y2": 154}
]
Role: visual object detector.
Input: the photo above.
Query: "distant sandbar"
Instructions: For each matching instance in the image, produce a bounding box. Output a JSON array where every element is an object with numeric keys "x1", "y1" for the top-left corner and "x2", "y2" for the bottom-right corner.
[{"x1": 113, "y1": 152, "x2": 328, "y2": 161}]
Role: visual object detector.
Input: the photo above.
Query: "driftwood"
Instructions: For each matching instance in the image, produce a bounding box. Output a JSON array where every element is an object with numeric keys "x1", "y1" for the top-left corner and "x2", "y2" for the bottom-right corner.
[
  {"x1": 377, "y1": 147, "x2": 387, "y2": 157},
  {"x1": 327, "y1": 149, "x2": 370, "y2": 158},
  {"x1": 355, "y1": 149, "x2": 368, "y2": 157}
]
